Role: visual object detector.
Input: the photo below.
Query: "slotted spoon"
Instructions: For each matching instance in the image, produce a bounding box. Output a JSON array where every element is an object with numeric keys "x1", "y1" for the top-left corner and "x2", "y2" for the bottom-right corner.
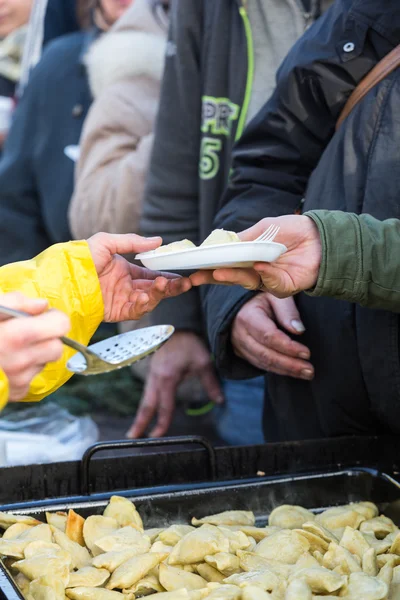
[{"x1": 0, "y1": 304, "x2": 174, "y2": 376}]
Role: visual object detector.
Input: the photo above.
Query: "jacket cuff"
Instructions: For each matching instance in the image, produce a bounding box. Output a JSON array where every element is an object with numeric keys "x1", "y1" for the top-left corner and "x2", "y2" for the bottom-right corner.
[
  {"x1": 205, "y1": 285, "x2": 264, "y2": 380},
  {"x1": 63, "y1": 241, "x2": 105, "y2": 340},
  {"x1": 0, "y1": 369, "x2": 8, "y2": 411},
  {"x1": 304, "y1": 210, "x2": 362, "y2": 300}
]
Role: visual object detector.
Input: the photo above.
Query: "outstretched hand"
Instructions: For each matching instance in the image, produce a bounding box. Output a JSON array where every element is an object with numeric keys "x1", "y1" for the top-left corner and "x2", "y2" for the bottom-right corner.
[
  {"x1": 190, "y1": 215, "x2": 322, "y2": 298},
  {"x1": 87, "y1": 233, "x2": 192, "y2": 322}
]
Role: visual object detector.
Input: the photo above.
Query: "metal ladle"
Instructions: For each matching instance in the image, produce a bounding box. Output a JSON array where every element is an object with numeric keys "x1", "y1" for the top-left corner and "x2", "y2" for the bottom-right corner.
[{"x1": 0, "y1": 305, "x2": 174, "y2": 376}]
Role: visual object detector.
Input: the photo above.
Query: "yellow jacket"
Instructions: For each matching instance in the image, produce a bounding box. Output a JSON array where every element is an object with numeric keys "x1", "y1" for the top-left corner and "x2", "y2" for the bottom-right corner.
[{"x1": 0, "y1": 241, "x2": 104, "y2": 410}]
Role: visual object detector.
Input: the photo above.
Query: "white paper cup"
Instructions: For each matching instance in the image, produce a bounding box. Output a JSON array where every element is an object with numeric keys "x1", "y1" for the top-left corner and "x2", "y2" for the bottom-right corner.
[{"x1": 0, "y1": 96, "x2": 13, "y2": 134}]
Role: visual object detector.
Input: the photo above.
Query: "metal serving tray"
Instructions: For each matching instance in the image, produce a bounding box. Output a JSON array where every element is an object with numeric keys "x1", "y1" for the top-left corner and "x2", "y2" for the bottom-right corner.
[
  {"x1": 1, "y1": 440, "x2": 400, "y2": 600},
  {"x1": 2, "y1": 468, "x2": 400, "y2": 600}
]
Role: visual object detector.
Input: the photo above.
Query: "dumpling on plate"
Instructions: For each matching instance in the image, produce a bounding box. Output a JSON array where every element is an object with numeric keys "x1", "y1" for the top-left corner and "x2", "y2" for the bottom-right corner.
[
  {"x1": 159, "y1": 563, "x2": 207, "y2": 591},
  {"x1": 67, "y1": 567, "x2": 110, "y2": 588},
  {"x1": 65, "y1": 510, "x2": 85, "y2": 547},
  {"x1": 52, "y1": 529, "x2": 92, "y2": 570},
  {"x1": 155, "y1": 240, "x2": 196, "y2": 254},
  {"x1": 103, "y1": 496, "x2": 143, "y2": 531},
  {"x1": 66, "y1": 587, "x2": 134, "y2": 600},
  {"x1": 192, "y1": 511, "x2": 255, "y2": 527},
  {"x1": 169, "y1": 525, "x2": 229, "y2": 565},
  {"x1": 106, "y1": 552, "x2": 167, "y2": 590},
  {"x1": 200, "y1": 230, "x2": 240, "y2": 246}
]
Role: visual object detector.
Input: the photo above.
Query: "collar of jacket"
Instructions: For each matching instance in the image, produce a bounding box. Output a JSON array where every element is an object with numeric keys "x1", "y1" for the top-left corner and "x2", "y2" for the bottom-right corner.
[{"x1": 351, "y1": 0, "x2": 400, "y2": 47}]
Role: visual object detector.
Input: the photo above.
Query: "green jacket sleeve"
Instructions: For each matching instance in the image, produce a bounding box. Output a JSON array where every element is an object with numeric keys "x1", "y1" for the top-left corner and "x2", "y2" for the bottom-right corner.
[{"x1": 306, "y1": 210, "x2": 400, "y2": 312}]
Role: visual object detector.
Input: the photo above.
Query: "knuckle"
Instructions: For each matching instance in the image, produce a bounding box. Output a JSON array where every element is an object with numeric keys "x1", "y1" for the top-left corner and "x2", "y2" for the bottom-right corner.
[{"x1": 259, "y1": 351, "x2": 272, "y2": 370}]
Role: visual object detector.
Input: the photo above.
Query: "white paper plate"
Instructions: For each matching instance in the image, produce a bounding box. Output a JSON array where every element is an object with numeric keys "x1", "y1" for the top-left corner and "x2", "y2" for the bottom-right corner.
[{"x1": 136, "y1": 241, "x2": 287, "y2": 271}]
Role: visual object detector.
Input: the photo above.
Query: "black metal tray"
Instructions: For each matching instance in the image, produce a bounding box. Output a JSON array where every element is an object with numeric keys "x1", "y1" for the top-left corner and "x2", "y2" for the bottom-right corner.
[{"x1": 1, "y1": 439, "x2": 400, "y2": 600}]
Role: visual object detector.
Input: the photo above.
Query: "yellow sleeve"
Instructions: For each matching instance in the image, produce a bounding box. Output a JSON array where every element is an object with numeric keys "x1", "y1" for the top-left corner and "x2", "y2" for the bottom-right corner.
[
  {"x1": 0, "y1": 369, "x2": 9, "y2": 411},
  {"x1": 0, "y1": 241, "x2": 104, "y2": 404}
]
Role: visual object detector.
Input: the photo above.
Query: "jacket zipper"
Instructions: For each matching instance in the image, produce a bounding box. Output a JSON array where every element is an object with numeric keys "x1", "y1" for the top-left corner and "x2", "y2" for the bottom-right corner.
[{"x1": 235, "y1": 0, "x2": 255, "y2": 142}]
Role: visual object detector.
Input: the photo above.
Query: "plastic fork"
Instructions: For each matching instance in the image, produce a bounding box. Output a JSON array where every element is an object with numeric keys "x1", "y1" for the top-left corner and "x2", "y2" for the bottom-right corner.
[{"x1": 254, "y1": 224, "x2": 280, "y2": 243}]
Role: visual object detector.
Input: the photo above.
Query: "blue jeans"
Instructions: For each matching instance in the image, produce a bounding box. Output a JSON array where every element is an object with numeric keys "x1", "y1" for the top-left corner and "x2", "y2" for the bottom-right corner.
[{"x1": 214, "y1": 376, "x2": 265, "y2": 445}]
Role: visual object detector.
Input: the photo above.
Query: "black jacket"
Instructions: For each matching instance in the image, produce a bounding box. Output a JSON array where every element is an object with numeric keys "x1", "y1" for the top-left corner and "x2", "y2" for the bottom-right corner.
[
  {"x1": 204, "y1": 0, "x2": 400, "y2": 440},
  {"x1": 0, "y1": 31, "x2": 93, "y2": 265},
  {"x1": 141, "y1": 0, "x2": 331, "y2": 335}
]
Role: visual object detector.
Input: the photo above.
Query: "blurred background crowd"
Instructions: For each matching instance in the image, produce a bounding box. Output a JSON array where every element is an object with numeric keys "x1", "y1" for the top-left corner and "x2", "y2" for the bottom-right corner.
[{"x1": 0, "y1": 0, "x2": 341, "y2": 454}]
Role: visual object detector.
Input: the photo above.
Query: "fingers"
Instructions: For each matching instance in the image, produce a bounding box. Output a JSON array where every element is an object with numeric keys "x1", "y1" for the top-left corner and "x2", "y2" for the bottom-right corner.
[
  {"x1": 199, "y1": 364, "x2": 224, "y2": 405},
  {"x1": 0, "y1": 293, "x2": 49, "y2": 321},
  {"x1": 268, "y1": 295, "x2": 307, "y2": 337},
  {"x1": 126, "y1": 372, "x2": 177, "y2": 439},
  {"x1": 89, "y1": 232, "x2": 163, "y2": 257},
  {"x1": 191, "y1": 268, "x2": 260, "y2": 289},
  {"x1": 234, "y1": 331, "x2": 314, "y2": 380},
  {"x1": 2, "y1": 309, "x2": 71, "y2": 348}
]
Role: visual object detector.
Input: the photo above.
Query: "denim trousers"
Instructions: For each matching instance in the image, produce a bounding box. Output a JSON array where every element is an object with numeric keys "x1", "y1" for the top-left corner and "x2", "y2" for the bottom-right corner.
[{"x1": 214, "y1": 376, "x2": 265, "y2": 445}]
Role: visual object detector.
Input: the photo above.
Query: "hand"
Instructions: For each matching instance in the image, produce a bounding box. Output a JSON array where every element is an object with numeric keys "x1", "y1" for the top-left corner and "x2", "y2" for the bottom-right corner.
[
  {"x1": 232, "y1": 293, "x2": 314, "y2": 380},
  {"x1": 0, "y1": 293, "x2": 70, "y2": 401},
  {"x1": 190, "y1": 215, "x2": 322, "y2": 298},
  {"x1": 87, "y1": 232, "x2": 192, "y2": 322},
  {"x1": 127, "y1": 332, "x2": 224, "y2": 438}
]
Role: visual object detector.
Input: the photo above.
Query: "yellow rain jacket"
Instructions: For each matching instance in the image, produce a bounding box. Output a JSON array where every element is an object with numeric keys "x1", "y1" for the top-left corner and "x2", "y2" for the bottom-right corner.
[{"x1": 0, "y1": 241, "x2": 104, "y2": 410}]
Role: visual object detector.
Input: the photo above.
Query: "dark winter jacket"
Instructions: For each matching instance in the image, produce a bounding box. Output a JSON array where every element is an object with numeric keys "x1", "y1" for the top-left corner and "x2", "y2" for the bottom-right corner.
[
  {"x1": 204, "y1": 0, "x2": 400, "y2": 440},
  {"x1": 0, "y1": 30, "x2": 93, "y2": 265},
  {"x1": 141, "y1": 0, "x2": 332, "y2": 335}
]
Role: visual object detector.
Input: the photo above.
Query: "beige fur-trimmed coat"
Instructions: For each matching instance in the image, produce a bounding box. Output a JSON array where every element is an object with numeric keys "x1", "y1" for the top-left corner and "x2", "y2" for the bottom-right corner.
[{"x1": 68, "y1": 0, "x2": 168, "y2": 238}]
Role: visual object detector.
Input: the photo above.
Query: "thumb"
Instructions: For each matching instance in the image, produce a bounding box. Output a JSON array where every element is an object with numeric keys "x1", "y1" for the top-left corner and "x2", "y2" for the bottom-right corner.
[
  {"x1": 200, "y1": 364, "x2": 224, "y2": 405},
  {"x1": 268, "y1": 295, "x2": 306, "y2": 335},
  {"x1": 89, "y1": 232, "x2": 163, "y2": 258}
]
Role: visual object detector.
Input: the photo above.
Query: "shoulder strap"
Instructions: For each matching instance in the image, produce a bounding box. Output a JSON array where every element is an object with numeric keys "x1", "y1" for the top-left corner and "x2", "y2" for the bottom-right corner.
[{"x1": 336, "y1": 45, "x2": 400, "y2": 130}]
